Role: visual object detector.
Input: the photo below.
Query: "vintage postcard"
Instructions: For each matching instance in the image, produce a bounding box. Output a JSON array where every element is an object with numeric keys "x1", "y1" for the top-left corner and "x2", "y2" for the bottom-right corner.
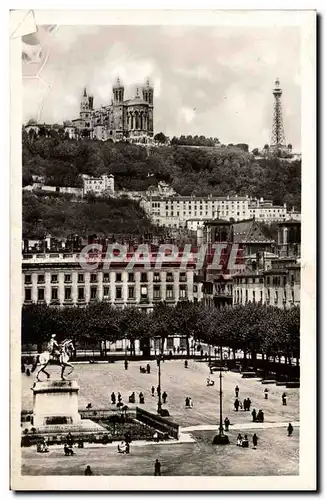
[{"x1": 10, "y1": 9, "x2": 316, "y2": 491}]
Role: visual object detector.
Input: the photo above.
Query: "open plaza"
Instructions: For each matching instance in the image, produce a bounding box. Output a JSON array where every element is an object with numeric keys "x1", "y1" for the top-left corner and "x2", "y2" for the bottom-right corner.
[{"x1": 21, "y1": 359, "x2": 299, "y2": 476}]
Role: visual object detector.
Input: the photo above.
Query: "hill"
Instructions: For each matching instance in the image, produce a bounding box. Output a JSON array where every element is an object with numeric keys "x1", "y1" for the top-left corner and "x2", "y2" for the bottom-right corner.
[
  {"x1": 22, "y1": 191, "x2": 165, "y2": 240},
  {"x1": 22, "y1": 133, "x2": 301, "y2": 210}
]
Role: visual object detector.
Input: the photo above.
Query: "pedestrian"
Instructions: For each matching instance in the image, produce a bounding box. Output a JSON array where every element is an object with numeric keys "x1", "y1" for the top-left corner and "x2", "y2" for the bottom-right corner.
[
  {"x1": 247, "y1": 398, "x2": 251, "y2": 411},
  {"x1": 162, "y1": 391, "x2": 167, "y2": 404},
  {"x1": 242, "y1": 434, "x2": 249, "y2": 447},
  {"x1": 252, "y1": 408, "x2": 257, "y2": 422},
  {"x1": 84, "y1": 465, "x2": 93, "y2": 476},
  {"x1": 200, "y1": 349, "x2": 204, "y2": 357},
  {"x1": 173, "y1": 346, "x2": 176, "y2": 354},
  {"x1": 224, "y1": 417, "x2": 230, "y2": 431},
  {"x1": 124, "y1": 359, "x2": 128, "y2": 370},
  {"x1": 189, "y1": 397, "x2": 193, "y2": 408},
  {"x1": 282, "y1": 393, "x2": 287, "y2": 406},
  {"x1": 243, "y1": 398, "x2": 247, "y2": 411},
  {"x1": 185, "y1": 397, "x2": 190, "y2": 407},
  {"x1": 234, "y1": 398, "x2": 240, "y2": 411},
  {"x1": 184, "y1": 360, "x2": 188, "y2": 368},
  {"x1": 153, "y1": 431, "x2": 159, "y2": 443},
  {"x1": 151, "y1": 386, "x2": 155, "y2": 397},
  {"x1": 154, "y1": 458, "x2": 161, "y2": 476},
  {"x1": 288, "y1": 423, "x2": 293, "y2": 436},
  {"x1": 252, "y1": 433, "x2": 258, "y2": 449},
  {"x1": 264, "y1": 388, "x2": 269, "y2": 400},
  {"x1": 237, "y1": 433, "x2": 243, "y2": 446},
  {"x1": 235, "y1": 385, "x2": 239, "y2": 397},
  {"x1": 111, "y1": 392, "x2": 116, "y2": 405},
  {"x1": 118, "y1": 392, "x2": 122, "y2": 403}
]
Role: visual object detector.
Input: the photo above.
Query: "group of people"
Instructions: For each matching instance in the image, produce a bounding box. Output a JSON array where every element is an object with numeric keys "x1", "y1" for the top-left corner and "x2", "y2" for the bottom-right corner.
[
  {"x1": 237, "y1": 433, "x2": 259, "y2": 449},
  {"x1": 128, "y1": 392, "x2": 145, "y2": 404},
  {"x1": 117, "y1": 440, "x2": 130, "y2": 454},
  {"x1": 233, "y1": 397, "x2": 251, "y2": 412},
  {"x1": 185, "y1": 397, "x2": 193, "y2": 408}
]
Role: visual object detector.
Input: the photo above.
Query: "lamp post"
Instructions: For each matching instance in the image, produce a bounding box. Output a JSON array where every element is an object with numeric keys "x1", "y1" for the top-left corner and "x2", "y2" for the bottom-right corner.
[
  {"x1": 156, "y1": 351, "x2": 163, "y2": 415},
  {"x1": 212, "y1": 350, "x2": 230, "y2": 445}
]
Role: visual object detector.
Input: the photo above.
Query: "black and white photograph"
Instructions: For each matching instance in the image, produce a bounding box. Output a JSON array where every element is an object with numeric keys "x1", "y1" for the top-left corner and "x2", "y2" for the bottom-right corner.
[{"x1": 10, "y1": 8, "x2": 316, "y2": 491}]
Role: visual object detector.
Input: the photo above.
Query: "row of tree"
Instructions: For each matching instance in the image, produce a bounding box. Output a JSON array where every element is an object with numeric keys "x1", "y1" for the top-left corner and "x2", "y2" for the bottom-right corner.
[{"x1": 22, "y1": 301, "x2": 300, "y2": 363}]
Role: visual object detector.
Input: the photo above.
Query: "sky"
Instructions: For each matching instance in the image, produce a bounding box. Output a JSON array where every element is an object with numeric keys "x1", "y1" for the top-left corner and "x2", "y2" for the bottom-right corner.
[{"x1": 22, "y1": 25, "x2": 301, "y2": 150}]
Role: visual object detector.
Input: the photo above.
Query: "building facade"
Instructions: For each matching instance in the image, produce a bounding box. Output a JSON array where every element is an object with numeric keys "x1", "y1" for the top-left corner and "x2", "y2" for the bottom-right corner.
[
  {"x1": 82, "y1": 174, "x2": 115, "y2": 196},
  {"x1": 141, "y1": 194, "x2": 298, "y2": 229},
  {"x1": 22, "y1": 253, "x2": 203, "y2": 310}
]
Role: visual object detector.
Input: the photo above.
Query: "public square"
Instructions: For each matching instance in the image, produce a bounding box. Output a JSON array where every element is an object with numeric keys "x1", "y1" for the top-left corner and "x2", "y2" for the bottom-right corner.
[{"x1": 21, "y1": 359, "x2": 300, "y2": 476}]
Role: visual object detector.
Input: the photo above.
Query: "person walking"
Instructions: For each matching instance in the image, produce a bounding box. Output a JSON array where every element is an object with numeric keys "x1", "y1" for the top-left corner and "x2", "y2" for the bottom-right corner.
[
  {"x1": 234, "y1": 398, "x2": 240, "y2": 412},
  {"x1": 252, "y1": 433, "x2": 258, "y2": 449},
  {"x1": 151, "y1": 386, "x2": 155, "y2": 397},
  {"x1": 247, "y1": 398, "x2": 251, "y2": 411},
  {"x1": 84, "y1": 465, "x2": 93, "y2": 476},
  {"x1": 154, "y1": 459, "x2": 161, "y2": 476},
  {"x1": 264, "y1": 388, "x2": 269, "y2": 400},
  {"x1": 282, "y1": 393, "x2": 287, "y2": 406},
  {"x1": 162, "y1": 391, "x2": 167, "y2": 404},
  {"x1": 252, "y1": 408, "x2": 257, "y2": 422},
  {"x1": 235, "y1": 385, "x2": 239, "y2": 398},
  {"x1": 288, "y1": 423, "x2": 294, "y2": 436},
  {"x1": 224, "y1": 417, "x2": 230, "y2": 431}
]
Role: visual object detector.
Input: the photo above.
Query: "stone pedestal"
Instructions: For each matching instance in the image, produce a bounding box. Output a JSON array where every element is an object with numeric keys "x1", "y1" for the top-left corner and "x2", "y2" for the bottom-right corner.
[{"x1": 32, "y1": 380, "x2": 81, "y2": 427}]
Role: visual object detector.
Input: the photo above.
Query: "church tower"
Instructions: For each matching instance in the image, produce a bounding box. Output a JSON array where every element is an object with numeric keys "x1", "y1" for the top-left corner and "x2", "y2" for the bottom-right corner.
[
  {"x1": 142, "y1": 78, "x2": 154, "y2": 137},
  {"x1": 112, "y1": 77, "x2": 125, "y2": 139},
  {"x1": 79, "y1": 87, "x2": 93, "y2": 133}
]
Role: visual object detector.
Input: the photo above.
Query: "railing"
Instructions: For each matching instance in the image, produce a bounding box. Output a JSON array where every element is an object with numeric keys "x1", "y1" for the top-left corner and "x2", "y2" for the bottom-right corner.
[{"x1": 136, "y1": 407, "x2": 179, "y2": 440}]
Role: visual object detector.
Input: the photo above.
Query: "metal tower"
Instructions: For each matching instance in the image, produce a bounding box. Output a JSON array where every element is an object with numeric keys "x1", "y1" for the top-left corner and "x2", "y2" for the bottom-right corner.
[{"x1": 271, "y1": 78, "x2": 286, "y2": 148}]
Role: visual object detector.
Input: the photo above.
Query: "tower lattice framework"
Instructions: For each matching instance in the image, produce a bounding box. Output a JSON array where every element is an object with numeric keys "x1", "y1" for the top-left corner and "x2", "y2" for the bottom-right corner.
[{"x1": 271, "y1": 78, "x2": 286, "y2": 148}]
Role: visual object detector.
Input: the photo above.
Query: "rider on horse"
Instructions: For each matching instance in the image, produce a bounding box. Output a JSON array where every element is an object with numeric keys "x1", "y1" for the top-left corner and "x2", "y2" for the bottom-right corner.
[{"x1": 47, "y1": 334, "x2": 60, "y2": 361}]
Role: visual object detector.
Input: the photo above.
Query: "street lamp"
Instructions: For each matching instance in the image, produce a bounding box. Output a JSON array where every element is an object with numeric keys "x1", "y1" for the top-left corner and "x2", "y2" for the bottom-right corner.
[
  {"x1": 156, "y1": 351, "x2": 163, "y2": 415},
  {"x1": 212, "y1": 350, "x2": 230, "y2": 445}
]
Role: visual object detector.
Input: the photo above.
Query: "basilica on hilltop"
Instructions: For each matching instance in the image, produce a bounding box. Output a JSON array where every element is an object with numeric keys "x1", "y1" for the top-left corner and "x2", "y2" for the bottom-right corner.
[{"x1": 63, "y1": 78, "x2": 154, "y2": 143}]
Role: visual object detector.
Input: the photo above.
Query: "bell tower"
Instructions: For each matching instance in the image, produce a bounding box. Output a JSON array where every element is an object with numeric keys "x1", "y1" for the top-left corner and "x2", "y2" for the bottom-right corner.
[
  {"x1": 113, "y1": 77, "x2": 124, "y2": 104},
  {"x1": 142, "y1": 78, "x2": 154, "y2": 137}
]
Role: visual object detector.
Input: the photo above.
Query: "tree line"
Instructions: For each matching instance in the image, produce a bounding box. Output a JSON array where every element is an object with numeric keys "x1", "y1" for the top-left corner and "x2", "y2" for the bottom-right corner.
[
  {"x1": 22, "y1": 134, "x2": 301, "y2": 210},
  {"x1": 22, "y1": 301, "x2": 300, "y2": 364}
]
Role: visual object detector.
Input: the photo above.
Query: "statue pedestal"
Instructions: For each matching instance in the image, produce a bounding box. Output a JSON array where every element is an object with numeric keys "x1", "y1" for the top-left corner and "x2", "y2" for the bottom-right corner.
[{"x1": 32, "y1": 380, "x2": 81, "y2": 427}]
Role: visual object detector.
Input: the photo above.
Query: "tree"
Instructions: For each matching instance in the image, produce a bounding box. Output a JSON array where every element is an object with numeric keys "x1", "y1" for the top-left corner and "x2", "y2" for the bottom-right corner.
[
  {"x1": 148, "y1": 303, "x2": 177, "y2": 355},
  {"x1": 118, "y1": 307, "x2": 149, "y2": 356},
  {"x1": 154, "y1": 132, "x2": 168, "y2": 144},
  {"x1": 174, "y1": 301, "x2": 200, "y2": 356}
]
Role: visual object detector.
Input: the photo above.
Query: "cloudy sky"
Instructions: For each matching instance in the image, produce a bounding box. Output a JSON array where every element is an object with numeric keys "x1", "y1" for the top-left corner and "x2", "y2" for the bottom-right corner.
[{"x1": 22, "y1": 25, "x2": 301, "y2": 150}]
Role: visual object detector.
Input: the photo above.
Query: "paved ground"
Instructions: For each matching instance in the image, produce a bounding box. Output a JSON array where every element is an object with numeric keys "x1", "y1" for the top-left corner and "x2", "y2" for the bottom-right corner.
[
  {"x1": 22, "y1": 359, "x2": 299, "y2": 428},
  {"x1": 21, "y1": 360, "x2": 300, "y2": 476},
  {"x1": 21, "y1": 427, "x2": 299, "y2": 476}
]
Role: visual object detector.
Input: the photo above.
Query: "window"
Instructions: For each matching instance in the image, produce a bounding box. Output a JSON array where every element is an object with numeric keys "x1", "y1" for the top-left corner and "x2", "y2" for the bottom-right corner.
[
  {"x1": 24, "y1": 288, "x2": 32, "y2": 301},
  {"x1": 141, "y1": 272, "x2": 147, "y2": 283},
  {"x1": 290, "y1": 274, "x2": 294, "y2": 286},
  {"x1": 78, "y1": 288, "x2": 85, "y2": 301},
  {"x1": 167, "y1": 337, "x2": 174, "y2": 350},
  {"x1": 25, "y1": 275, "x2": 32, "y2": 284},
  {"x1": 103, "y1": 273, "x2": 110, "y2": 282},
  {"x1": 37, "y1": 275, "x2": 45, "y2": 284},
  {"x1": 252, "y1": 290, "x2": 255, "y2": 303},
  {"x1": 140, "y1": 286, "x2": 148, "y2": 299},
  {"x1": 291, "y1": 290, "x2": 294, "y2": 302},
  {"x1": 38, "y1": 288, "x2": 45, "y2": 301},
  {"x1": 128, "y1": 286, "x2": 135, "y2": 299},
  {"x1": 166, "y1": 272, "x2": 174, "y2": 282},
  {"x1": 245, "y1": 290, "x2": 248, "y2": 303},
  {"x1": 179, "y1": 285, "x2": 187, "y2": 299},
  {"x1": 78, "y1": 273, "x2": 84, "y2": 283},
  {"x1": 64, "y1": 274, "x2": 71, "y2": 283},
  {"x1": 90, "y1": 287, "x2": 97, "y2": 299},
  {"x1": 153, "y1": 286, "x2": 161, "y2": 299},
  {"x1": 283, "y1": 291, "x2": 287, "y2": 303},
  {"x1": 179, "y1": 272, "x2": 186, "y2": 282},
  {"x1": 103, "y1": 286, "x2": 110, "y2": 299},
  {"x1": 153, "y1": 272, "x2": 160, "y2": 282},
  {"x1": 166, "y1": 285, "x2": 174, "y2": 299},
  {"x1": 64, "y1": 287, "x2": 71, "y2": 301},
  {"x1": 260, "y1": 291, "x2": 263, "y2": 302},
  {"x1": 128, "y1": 273, "x2": 134, "y2": 282},
  {"x1": 116, "y1": 287, "x2": 122, "y2": 299},
  {"x1": 51, "y1": 274, "x2": 58, "y2": 283},
  {"x1": 51, "y1": 288, "x2": 58, "y2": 300},
  {"x1": 193, "y1": 285, "x2": 198, "y2": 293},
  {"x1": 116, "y1": 273, "x2": 122, "y2": 282},
  {"x1": 90, "y1": 274, "x2": 97, "y2": 283},
  {"x1": 274, "y1": 290, "x2": 278, "y2": 304}
]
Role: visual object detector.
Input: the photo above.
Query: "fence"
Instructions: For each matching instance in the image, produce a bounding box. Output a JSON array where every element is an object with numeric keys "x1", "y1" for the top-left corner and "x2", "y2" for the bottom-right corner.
[{"x1": 136, "y1": 407, "x2": 179, "y2": 440}]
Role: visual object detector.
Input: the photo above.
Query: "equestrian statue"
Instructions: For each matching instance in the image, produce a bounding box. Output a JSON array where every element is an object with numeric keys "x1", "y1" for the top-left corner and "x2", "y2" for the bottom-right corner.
[{"x1": 31, "y1": 334, "x2": 76, "y2": 382}]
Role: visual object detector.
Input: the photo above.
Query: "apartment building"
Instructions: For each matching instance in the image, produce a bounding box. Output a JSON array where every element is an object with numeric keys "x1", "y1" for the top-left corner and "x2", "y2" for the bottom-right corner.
[
  {"x1": 232, "y1": 258, "x2": 300, "y2": 309},
  {"x1": 142, "y1": 194, "x2": 295, "y2": 229},
  {"x1": 82, "y1": 174, "x2": 115, "y2": 196},
  {"x1": 22, "y1": 253, "x2": 203, "y2": 310}
]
